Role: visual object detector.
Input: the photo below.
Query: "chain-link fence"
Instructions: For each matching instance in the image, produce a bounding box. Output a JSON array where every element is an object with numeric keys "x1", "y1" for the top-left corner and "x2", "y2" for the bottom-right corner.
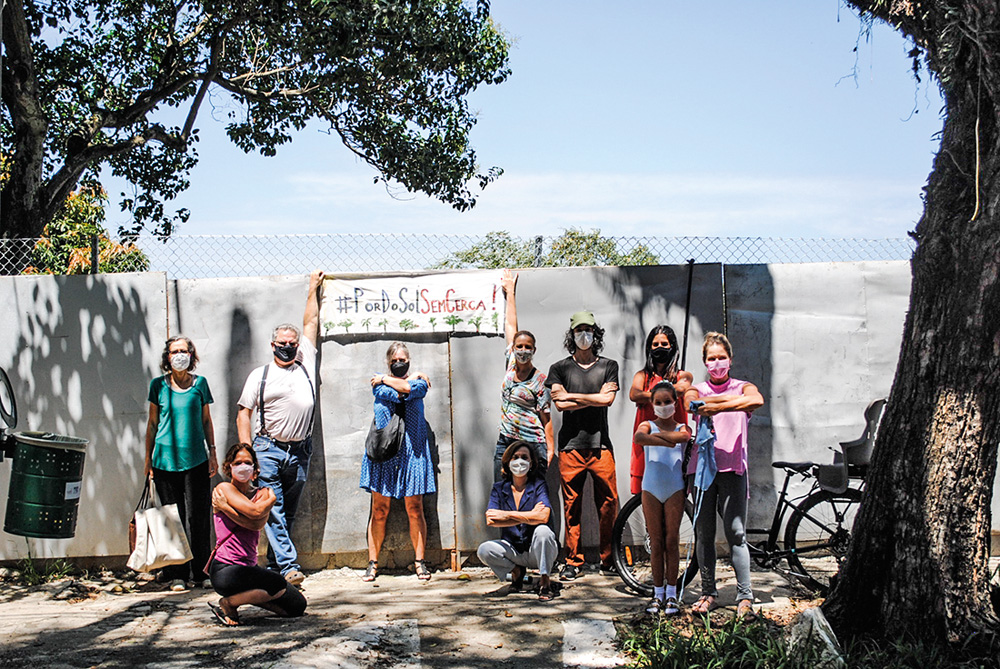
[{"x1": 0, "y1": 234, "x2": 915, "y2": 280}]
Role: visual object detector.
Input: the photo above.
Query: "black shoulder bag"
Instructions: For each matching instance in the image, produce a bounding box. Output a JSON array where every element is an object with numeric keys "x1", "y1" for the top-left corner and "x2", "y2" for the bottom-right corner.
[{"x1": 365, "y1": 398, "x2": 406, "y2": 462}]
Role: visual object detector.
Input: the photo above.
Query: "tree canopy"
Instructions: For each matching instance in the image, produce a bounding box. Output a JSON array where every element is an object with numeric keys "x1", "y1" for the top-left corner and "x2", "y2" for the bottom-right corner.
[
  {"x1": 0, "y1": 0, "x2": 511, "y2": 241},
  {"x1": 433, "y1": 229, "x2": 659, "y2": 269}
]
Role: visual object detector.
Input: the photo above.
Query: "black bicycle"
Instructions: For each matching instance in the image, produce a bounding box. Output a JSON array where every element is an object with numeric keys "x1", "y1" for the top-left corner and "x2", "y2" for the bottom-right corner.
[
  {"x1": 612, "y1": 399, "x2": 883, "y2": 597},
  {"x1": 612, "y1": 464, "x2": 862, "y2": 597}
]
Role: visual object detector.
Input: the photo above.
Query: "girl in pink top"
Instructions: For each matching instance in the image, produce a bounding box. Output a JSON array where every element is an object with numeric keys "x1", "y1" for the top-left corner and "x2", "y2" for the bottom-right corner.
[
  {"x1": 683, "y1": 332, "x2": 764, "y2": 619},
  {"x1": 208, "y1": 444, "x2": 306, "y2": 626}
]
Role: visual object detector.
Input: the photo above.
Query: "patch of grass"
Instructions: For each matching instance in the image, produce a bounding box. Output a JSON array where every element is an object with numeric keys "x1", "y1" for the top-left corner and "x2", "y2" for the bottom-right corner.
[
  {"x1": 618, "y1": 613, "x2": 1000, "y2": 669},
  {"x1": 17, "y1": 556, "x2": 76, "y2": 586},
  {"x1": 842, "y1": 635, "x2": 1000, "y2": 669},
  {"x1": 618, "y1": 615, "x2": 820, "y2": 669}
]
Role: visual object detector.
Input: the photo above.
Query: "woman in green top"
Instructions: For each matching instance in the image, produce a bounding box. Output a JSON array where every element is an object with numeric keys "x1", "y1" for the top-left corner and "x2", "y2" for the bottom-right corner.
[{"x1": 145, "y1": 335, "x2": 216, "y2": 590}]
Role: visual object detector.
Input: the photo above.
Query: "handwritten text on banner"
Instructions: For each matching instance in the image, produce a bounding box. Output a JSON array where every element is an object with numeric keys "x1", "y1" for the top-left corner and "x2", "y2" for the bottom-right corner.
[{"x1": 320, "y1": 271, "x2": 504, "y2": 335}]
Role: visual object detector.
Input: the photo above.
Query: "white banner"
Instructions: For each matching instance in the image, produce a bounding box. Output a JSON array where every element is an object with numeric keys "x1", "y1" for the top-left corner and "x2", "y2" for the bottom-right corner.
[{"x1": 320, "y1": 271, "x2": 504, "y2": 335}]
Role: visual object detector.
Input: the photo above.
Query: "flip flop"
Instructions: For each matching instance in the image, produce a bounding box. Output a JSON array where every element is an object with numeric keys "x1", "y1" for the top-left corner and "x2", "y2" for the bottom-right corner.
[
  {"x1": 208, "y1": 601, "x2": 240, "y2": 627},
  {"x1": 538, "y1": 584, "x2": 555, "y2": 601}
]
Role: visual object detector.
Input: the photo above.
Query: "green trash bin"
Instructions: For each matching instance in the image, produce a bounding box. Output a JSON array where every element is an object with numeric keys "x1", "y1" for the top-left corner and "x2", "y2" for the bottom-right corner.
[{"x1": 4, "y1": 431, "x2": 88, "y2": 539}]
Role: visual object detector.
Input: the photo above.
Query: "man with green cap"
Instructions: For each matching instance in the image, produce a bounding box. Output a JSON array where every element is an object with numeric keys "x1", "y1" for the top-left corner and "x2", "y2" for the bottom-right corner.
[{"x1": 545, "y1": 310, "x2": 619, "y2": 581}]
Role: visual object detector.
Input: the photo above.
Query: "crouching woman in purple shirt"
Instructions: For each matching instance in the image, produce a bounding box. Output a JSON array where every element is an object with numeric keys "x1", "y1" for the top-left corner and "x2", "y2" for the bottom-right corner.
[
  {"x1": 207, "y1": 444, "x2": 307, "y2": 626},
  {"x1": 477, "y1": 440, "x2": 559, "y2": 601}
]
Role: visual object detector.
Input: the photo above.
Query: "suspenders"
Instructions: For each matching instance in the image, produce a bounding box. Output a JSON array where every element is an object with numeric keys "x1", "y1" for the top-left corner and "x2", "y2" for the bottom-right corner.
[{"x1": 257, "y1": 361, "x2": 315, "y2": 439}]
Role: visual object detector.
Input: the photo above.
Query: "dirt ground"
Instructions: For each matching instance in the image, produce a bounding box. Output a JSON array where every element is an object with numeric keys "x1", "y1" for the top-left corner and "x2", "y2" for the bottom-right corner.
[{"x1": 0, "y1": 563, "x2": 816, "y2": 668}]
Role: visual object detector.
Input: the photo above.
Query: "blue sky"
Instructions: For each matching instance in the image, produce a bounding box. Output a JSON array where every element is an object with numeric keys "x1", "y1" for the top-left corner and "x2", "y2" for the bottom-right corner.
[{"x1": 108, "y1": 1, "x2": 945, "y2": 239}]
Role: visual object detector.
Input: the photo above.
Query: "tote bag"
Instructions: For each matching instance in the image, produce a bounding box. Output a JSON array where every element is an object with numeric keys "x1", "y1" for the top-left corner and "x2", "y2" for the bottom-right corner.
[
  {"x1": 365, "y1": 400, "x2": 406, "y2": 462},
  {"x1": 126, "y1": 478, "x2": 193, "y2": 572}
]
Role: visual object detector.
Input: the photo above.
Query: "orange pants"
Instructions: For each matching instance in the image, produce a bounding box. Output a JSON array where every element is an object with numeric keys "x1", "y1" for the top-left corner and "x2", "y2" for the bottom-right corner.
[{"x1": 559, "y1": 448, "x2": 619, "y2": 567}]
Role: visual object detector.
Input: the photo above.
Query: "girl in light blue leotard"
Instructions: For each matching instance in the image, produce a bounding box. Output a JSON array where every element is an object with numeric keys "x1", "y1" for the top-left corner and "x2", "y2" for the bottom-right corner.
[{"x1": 633, "y1": 381, "x2": 691, "y2": 616}]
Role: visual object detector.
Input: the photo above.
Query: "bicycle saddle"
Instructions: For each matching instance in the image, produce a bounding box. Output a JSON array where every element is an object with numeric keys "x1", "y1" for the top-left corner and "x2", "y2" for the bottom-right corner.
[{"x1": 771, "y1": 461, "x2": 814, "y2": 473}]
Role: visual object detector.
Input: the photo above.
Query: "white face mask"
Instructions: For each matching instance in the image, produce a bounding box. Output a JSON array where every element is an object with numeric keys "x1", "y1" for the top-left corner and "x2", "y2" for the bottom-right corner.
[
  {"x1": 653, "y1": 403, "x2": 675, "y2": 419},
  {"x1": 170, "y1": 352, "x2": 191, "y2": 371},
  {"x1": 574, "y1": 331, "x2": 594, "y2": 350},
  {"x1": 230, "y1": 463, "x2": 254, "y2": 483},
  {"x1": 513, "y1": 350, "x2": 534, "y2": 364},
  {"x1": 508, "y1": 457, "x2": 531, "y2": 477}
]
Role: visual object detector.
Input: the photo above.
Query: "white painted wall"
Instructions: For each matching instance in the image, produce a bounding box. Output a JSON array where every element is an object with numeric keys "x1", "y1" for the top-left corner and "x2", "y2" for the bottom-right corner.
[{"x1": 2, "y1": 261, "x2": 968, "y2": 565}]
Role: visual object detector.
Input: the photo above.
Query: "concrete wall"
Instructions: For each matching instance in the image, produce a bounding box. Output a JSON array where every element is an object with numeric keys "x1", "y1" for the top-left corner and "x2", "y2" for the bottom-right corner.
[
  {"x1": 0, "y1": 273, "x2": 167, "y2": 560},
  {"x1": 2, "y1": 261, "x2": 967, "y2": 566},
  {"x1": 724, "y1": 262, "x2": 911, "y2": 531}
]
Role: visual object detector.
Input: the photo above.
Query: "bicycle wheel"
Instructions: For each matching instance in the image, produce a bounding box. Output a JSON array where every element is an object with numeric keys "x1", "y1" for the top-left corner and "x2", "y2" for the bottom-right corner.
[
  {"x1": 612, "y1": 493, "x2": 698, "y2": 597},
  {"x1": 783, "y1": 487, "x2": 863, "y2": 594}
]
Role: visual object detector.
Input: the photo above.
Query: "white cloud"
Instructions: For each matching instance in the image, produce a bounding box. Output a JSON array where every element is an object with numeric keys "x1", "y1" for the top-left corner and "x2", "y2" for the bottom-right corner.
[{"x1": 230, "y1": 170, "x2": 924, "y2": 240}]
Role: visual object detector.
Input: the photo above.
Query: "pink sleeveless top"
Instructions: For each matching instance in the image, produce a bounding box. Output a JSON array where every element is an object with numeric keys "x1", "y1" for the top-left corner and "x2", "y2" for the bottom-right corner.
[{"x1": 213, "y1": 512, "x2": 260, "y2": 567}]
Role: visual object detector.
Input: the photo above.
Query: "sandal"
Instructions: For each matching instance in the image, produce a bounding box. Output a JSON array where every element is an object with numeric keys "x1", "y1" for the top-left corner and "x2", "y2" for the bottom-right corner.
[
  {"x1": 362, "y1": 560, "x2": 378, "y2": 582},
  {"x1": 538, "y1": 584, "x2": 555, "y2": 602},
  {"x1": 692, "y1": 595, "x2": 716, "y2": 615},
  {"x1": 736, "y1": 599, "x2": 756, "y2": 620},
  {"x1": 509, "y1": 565, "x2": 525, "y2": 593},
  {"x1": 663, "y1": 596, "x2": 680, "y2": 616},
  {"x1": 208, "y1": 601, "x2": 239, "y2": 627},
  {"x1": 415, "y1": 559, "x2": 432, "y2": 581}
]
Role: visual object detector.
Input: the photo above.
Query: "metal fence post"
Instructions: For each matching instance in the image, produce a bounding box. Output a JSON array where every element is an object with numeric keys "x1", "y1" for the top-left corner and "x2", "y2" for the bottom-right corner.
[
  {"x1": 533, "y1": 235, "x2": 543, "y2": 267},
  {"x1": 90, "y1": 234, "x2": 99, "y2": 274}
]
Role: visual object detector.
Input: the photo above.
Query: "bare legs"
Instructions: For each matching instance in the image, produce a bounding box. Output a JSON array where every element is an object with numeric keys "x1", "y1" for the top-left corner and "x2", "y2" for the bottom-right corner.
[
  {"x1": 404, "y1": 495, "x2": 427, "y2": 560},
  {"x1": 641, "y1": 489, "x2": 686, "y2": 588},
  {"x1": 367, "y1": 492, "x2": 427, "y2": 562}
]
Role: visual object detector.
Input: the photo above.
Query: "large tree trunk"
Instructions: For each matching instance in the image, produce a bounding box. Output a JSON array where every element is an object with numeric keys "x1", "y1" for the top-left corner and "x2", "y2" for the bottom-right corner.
[
  {"x1": 824, "y1": 0, "x2": 1000, "y2": 644},
  {"x1": 1, "y1": 0, "x2": 51, "y2": 243}
]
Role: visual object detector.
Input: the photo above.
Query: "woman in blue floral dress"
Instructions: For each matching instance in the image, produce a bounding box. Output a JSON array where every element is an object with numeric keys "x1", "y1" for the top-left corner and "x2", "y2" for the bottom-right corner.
[{"x1": 360, "y1": 342, "x2": 436, "y2": 582}]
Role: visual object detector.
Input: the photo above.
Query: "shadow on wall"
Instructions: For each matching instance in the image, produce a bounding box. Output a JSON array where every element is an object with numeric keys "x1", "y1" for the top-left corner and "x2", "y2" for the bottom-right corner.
[
  {"x1": 0, "y1": 274, "x2": 162, "y2": 559},
  {"x1": 721, "y1": 265, "x2": 776, "y2": 532}
]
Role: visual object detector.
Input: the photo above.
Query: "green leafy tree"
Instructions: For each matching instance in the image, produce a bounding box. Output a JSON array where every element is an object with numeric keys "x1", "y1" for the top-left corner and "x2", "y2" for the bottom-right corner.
[
  {"x1": 337, "y1": 319, "x2": 353, "y2": 333},
  {"x1": 3, "y1": 156, "x2": 148, "y2": 274},
  {"x1": 444, "y1": 314, "x2": 463, "y2": 330},
  {"x1": 428, "y1": 316, "x2": 437, "y2": 331},
  {"x1": 433, "y1": 228, "x2": 657, "y2": 268},
  {"x1": 433, "y1": 231, "x2": 537, "y2": 269},
  {"x1": 544, "y1": 228, "x2": 657, "y2": 267},
  {"x1": 378, "y1": 318, "x2": 389, "y2": 333},
  {"x1": 361, "y1": 317, "x2": 372, "y2": 332},
  {"x1": 1, "y1": 0, "x2": 511, "y2": 254},
  {"x1": 398, "y1": 319, "x2": 417, "y2": 332},
  {"x1": 467, "y1": 314, "x2": 483, "y2": 332}
]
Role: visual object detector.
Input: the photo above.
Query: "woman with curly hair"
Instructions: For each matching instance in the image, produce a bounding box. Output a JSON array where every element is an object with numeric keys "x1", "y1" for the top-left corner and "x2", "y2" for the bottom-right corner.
[{"x1": 144, "y1": 335, "x2": 216, "y2": 590}]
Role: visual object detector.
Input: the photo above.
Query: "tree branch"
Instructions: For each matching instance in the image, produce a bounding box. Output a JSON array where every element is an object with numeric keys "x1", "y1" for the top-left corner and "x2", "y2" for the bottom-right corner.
[
  {"x1": 43, "y1": 125, "x2": 184, "y2": 223},
  {"x1": 212, "y1": 75, "x2": 319, "y2": 101},
  {"x1": 843, "y1": 0, "x2": 933, "y2": 47}
]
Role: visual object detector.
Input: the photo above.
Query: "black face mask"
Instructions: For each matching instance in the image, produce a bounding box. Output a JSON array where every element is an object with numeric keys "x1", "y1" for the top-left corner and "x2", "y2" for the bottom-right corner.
[
  {"x1": 390, "y1": 361, "x2": 410, "y2": 378},
  {"x1": 650, "y1": 347, "x2": 673, "y2": 364},
  {"x1": 274, "y1": 343, "x2": 298, "y2": 363}
]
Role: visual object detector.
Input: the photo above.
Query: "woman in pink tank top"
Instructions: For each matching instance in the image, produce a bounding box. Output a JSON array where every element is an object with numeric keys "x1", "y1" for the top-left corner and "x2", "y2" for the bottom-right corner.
[
  {"x1": 207, "y1": 444, "x2": 306, "y2": 626},
  {"x1": 683, "y1": 332, "x2": 764, "y2": 620}
]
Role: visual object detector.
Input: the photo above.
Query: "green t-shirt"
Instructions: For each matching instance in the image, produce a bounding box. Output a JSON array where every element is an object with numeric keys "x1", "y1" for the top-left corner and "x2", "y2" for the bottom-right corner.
[{"x1": 148, "y1": 374, "x2": 213, "y2": 472}]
